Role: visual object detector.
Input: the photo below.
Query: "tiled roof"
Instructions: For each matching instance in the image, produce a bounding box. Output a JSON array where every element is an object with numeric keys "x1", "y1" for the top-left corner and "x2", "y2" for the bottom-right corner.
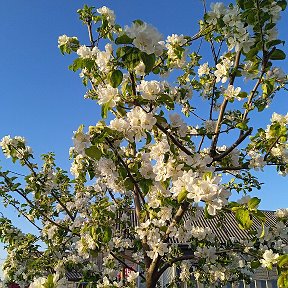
[
  {"x1": 65, "y1": 270, "x2": 83, "y2": 281},
  {"x1": 119, "y1": 208, "x2": 283, "y2": 244},
  {"x1": 179, "y1": 209, "x2": 279, "y2": 243}
]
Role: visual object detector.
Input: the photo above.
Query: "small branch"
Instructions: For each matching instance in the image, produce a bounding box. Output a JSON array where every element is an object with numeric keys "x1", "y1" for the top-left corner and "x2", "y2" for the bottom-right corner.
[
  {"x1": 210, "y1": 41, "x2": 224, "y2": 120},
  {"x1": 189, "y1": 126, "x2": 234, "y2": 137},
  {"x1": 130, "y1": 72, "x2": 137, "y2": 97},
  {"x1": 13, "y1": 147, "x2": 75, "y2": 221},
  {"x1": 197, "y1": 136, "x2": 205, "y2": 152},
  {"x1": 191, "y1": 111, "x2": 206, "y2": 122},
  {"x1": 0, "y1": 172, "x2": 77, "y2": 235},
  {"x1": 210, "y1": 50, "x2": 242, "y2": 156},
  {"x1": 211, "y1": 127, "x2": 253, "y2": 163},
  {"x1": 164, "y1": 201, "x2": 189, "y2": 240},
  {"x1": 87, "y1": 22, "x2": 95, "y2": 47},
  {"x1": 105, "y1": 138, "x2": 145, "y2": 205},
  {"x1": 264, "y1": 135, "x2": 281, "y2": 161},
  {"x1": 7, "y1": 170, "x2": 25, "y2": 177},
  {"x1": 50, "y1": 190, "x2": 75, "y2": 221},
  {"x1": 158, "y1": 254, "x2": 198, "y2": 277},
  {"x1": 107, "y1": 189, "x2": 120, "y2": 205},
  {"x1": 210, "y1": 39, "x2": 218, "y2": 64},
  {"x1": 240, "y1": 70, "x2": 265, "y2": 134},
  {"x1": 1, "y1": 194, "x2": 41, "y2": 231},
  {"x1": 215, "y1": 164, "x2": 249, "y2": 171},
  {"x1": 155, "y1": 123, "x2": 193, "y2": 156}
]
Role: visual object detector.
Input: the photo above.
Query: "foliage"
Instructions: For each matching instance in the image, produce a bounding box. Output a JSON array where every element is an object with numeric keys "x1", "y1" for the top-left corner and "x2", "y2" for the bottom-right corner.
[{"x1": 0, "y1": 1, "x2": 288, "y2": 287}]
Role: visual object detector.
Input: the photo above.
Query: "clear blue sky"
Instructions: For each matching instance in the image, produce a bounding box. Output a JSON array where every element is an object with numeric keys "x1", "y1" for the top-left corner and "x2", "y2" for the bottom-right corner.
[{"x1": 0, "y1": 0, "x2": 287, "y2": 276}]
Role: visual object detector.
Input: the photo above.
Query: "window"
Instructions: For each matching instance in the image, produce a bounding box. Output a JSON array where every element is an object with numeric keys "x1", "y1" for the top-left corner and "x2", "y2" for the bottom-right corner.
[
  {"x1": 266, "y1": 280, "x2": 278, "y2": 288},
  {"x1": 247, "y1": 280, "x2": 256, "y2": 288},
  {"x1": 256, "y1": 280, "x2": 268, "y2": 288}
]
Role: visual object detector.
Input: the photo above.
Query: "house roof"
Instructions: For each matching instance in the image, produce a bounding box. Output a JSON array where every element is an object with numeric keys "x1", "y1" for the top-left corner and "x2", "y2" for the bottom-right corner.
[
  {"x1": 65, "y1": 270, "x2": 83, "y2": 282},
  {"x1": 120, "y1": 208, "x2": 283, "y2": 244},
  {"x1": 66, "y1": 209, "x2": 285, "y2": 282}
]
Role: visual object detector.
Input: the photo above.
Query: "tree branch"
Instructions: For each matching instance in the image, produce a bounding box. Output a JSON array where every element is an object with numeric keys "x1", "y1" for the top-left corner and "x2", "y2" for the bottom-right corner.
[
  {"x1": 210, "y1": 127, "x2": 253, "y2": 164},
  {"x1": 12, "y1": 147, "x2": 75, "y2": 221},
  {"x1": 155, "y1": 123, "x2": 193, "y2": 156},
  {"x1": 1, "y1": 193, "x2": 41, "y2": 231},
  {"x1": 158, "y1": 254, "x2": 198, "y2": 277},
  {"x1": 210, "y1": 50, "x2": 241, "y2": 156}
]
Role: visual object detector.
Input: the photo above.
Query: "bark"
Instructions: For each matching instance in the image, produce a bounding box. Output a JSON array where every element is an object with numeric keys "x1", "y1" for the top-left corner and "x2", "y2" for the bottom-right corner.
[{"x1": 146, "y1": 271, "x2": 158, "y2": 288}]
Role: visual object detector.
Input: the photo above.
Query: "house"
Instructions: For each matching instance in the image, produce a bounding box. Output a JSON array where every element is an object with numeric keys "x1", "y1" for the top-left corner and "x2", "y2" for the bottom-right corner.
[{"x1": 66, "y1": 210, "x2": 284, "y2": 288}]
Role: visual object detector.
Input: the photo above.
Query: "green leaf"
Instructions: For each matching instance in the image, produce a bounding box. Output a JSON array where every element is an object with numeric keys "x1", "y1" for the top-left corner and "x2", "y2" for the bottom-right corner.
[
  {"x1": 277, "y1": 0, "x2": 287, "y2": 10},
  {"x1": 152, "y1": 66, "x2": 160, "y2": 74},
  {"x1": 237, "y1": 0, "x2": 245, "y2": 9},
  {"x1": 245, "y1": 47, "x2": 259, "y2": 60},
  {"x1": 253, "y1": 210, "x2": 266, "y2": 222},
  {"x1": 278, "y1": 272, "x2": 288, "y2": 288},
  {"x1": 116, "y1": 46, "x2": 133, "y2": 59},
  {"x1": 102, "y1": 227, "x2": 112, "y2": 243},
  {"x1": 85, "y1": 146, "x2": 102, "y2": 160},
  {"x1": 69, "y1": 58, "x2": 83, "y2": 71},
  {"x1": 124, "y1": 178, "x2": 134, "y2": 191},
  {"x1": 133, "y1": 19, "x2": 144, "y2": 25},
  {"x1": 270, "y1": 49, "x2": 286, "y2": 60},
  {"x1": 247, "y1": 197, "x2": 261, "y2": 210},
  {"x1": 34, "y1": 190, "x2": 41, "y2": 200},
  {"x1": 251, "y1": 260, "x2": 261, "y2": 269},
  {"x1": 237, "y1": 92, "x2": 248, "y2": 99},
  {"x1": 235, "y1": 208, "x2": 253, "y2": 230},
  {"x1": 158, "y1": 94, "x2": 174, "y2": 109},
  {"x1": 140, "y1": 52, "x2": 156, "y2": 73},
  {"x1": 139, "y1": 179, "x2": 152, "y2": 195},
  {"x1": 236, "y1": 122, "x2": 248, "y2": 131},
  {"x1": 115, "y1": 34, "x2": 133, "y2": 45},
  {"x1": 123, "y1": 48, "x2": 141, "y2": 69},
  {"x1": 88, "y1": 167, "x2": 95, "y2": 180},
  {"x1": 109, "y1": 70, "x2": 123, "y2": 88},
  {"x1": 278, "y1": 255, "x2": 288, "y2": 268},
  {"x1": 229, "y1": 201, "x2": 241, "y2": 212},
  {"x1": 266, "y1": 39, "x2": 284, "y2": 49},
  {"x1": 44, "y1": 275, "x2": 54, "y2": 288},
  {"x1": 177, "y1": 189, "x2": 188, "y2": 203},
  {"x1": 259, "y1": 221, "x2": 265, "y2": 238},
  {"x1": 145, "y1": 132, "x2": 152, "y2": 145},
  {"x1": 204, "y1": 205, "x2": 214, "y2": 219},
  {"x1": 69, "y1": 58, "x2": 94, "y2": 72}
]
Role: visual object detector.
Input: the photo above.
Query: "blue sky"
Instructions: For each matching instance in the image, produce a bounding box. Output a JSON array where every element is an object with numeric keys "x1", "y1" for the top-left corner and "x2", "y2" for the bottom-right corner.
[{"x1": 0, "y1": 0, "x2": 287, "y2": 277}]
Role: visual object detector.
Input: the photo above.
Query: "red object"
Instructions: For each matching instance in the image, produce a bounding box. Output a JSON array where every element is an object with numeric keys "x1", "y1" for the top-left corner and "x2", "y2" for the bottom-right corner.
[{"x1": 8, "y1": 284, "x2": 21, "y2": 288}]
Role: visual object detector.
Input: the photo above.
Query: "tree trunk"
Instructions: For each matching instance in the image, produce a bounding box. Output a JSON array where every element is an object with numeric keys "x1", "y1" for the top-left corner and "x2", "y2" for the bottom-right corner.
[
  {"x1": 145, "y1": 257, "x2": 162, "y2": 288},
  {"x1": 146, "y1": 272, "x2": 158, "y2": 288}
]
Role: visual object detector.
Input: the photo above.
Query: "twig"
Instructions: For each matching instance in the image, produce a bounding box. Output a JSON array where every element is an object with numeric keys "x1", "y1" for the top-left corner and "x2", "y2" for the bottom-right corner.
[
  {"x1": 210, "y1": 50, "x2": 242, "y2": 156},
  {"x1": 155, "y1": 123, "x2": 193, "y2": 156},
  {"x1": 210, "y1": 127, "x2": 253, "y2": 163}
]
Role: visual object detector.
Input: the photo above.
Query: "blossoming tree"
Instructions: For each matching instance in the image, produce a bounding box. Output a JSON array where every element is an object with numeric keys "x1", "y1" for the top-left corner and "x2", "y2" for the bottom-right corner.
[{"x1": 0, "y1": 0, "x2": 288, "y2": 287}]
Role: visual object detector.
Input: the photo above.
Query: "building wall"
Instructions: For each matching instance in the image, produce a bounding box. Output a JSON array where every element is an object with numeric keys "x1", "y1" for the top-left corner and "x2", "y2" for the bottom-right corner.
[{"x1": 160, "y1": 266, "x2": 278, "y2": 288}]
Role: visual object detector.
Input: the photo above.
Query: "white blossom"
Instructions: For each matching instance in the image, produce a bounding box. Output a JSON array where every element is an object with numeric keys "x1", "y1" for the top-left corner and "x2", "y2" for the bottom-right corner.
[
  {"x1": 125, "y1": 22, "x2": 163, "y2": 55},
  {"x1": 97, "y1": 85, "x2": 120, "y2": 108},
  {"x1": 260, "y1": 249, "x2": 279, "y2": 268},
  {"x1": 223, "y1": 85, "x2": 241, "y2": 100},
  {"x1": 198, "y1": 62, "x2": 210, "y2": 76},
  {"x1": 97, "y1": 6, "x2": 115, "y2": 25}
]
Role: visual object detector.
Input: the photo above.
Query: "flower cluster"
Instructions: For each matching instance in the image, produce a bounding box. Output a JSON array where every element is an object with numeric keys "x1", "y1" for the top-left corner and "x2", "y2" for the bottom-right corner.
[
  {"x1": 125, "y1": 21, "x2": 164, "y2": 55},
  {"x1": 0, "y1": 135, "x2": 32, "y2": 161}
]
